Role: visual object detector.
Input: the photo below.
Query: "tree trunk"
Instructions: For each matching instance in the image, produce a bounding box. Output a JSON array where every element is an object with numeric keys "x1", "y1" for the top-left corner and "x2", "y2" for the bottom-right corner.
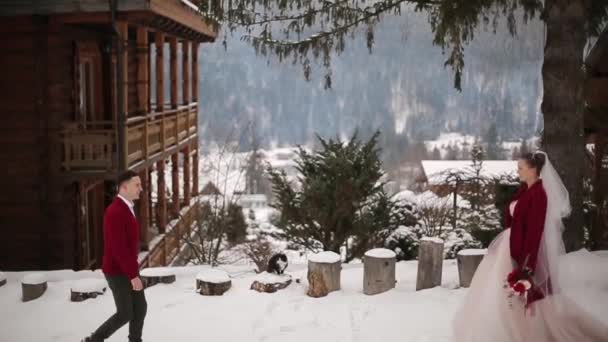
[{"x1": 541, "y1": 0, "x2": 587, "y2": 252}]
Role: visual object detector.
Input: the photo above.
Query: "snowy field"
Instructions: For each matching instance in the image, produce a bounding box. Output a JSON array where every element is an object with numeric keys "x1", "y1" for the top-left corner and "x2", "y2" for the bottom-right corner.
[{"x1": 0, "y1": 260, "x2": 465, "y2": 342}]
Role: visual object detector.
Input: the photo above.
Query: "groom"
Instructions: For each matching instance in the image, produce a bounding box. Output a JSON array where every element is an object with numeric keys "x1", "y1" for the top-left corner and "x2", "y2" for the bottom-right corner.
[{"x1": 83, "y1": 170, "x2": 147, "y2": 342}]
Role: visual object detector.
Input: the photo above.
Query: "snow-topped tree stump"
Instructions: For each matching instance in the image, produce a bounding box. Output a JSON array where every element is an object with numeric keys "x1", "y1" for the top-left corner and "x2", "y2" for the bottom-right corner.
[
  {"x1": 0, "y1": 272, "x2": 6, "y2": 287},
  {"x1": 307, "y1": 251, "x2": 341, "y2": 298},
  {"x1": 70, "y1": 279, "x2": 107, "y2": 302},
  {"x1": 22, "y1": 273, "x2": 47, "y2": 302},
  {"x1": 140, "y1": 267, "x2": 176, "y2": 288},
  {"x1": 250, "y1": 272, "x2": 292, "y2": 293},
  {"x1": 457, "y1": 249, "x2": 487, "y2": 288},
  {"x1": 363, "y1": 248, "x2": 397, "y2": 295},
  {"x1": 196, "y1": 269, "x2": 231, "y2": 296},
  {"x1": 416, "y1": 237, "x2": 444, "y2": 291}
]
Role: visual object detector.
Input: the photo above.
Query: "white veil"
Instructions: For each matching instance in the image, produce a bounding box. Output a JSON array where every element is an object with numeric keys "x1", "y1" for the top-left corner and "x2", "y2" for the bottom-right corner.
[{"x1": 534, "y1": 151, "x2": 570, "y2": 301}]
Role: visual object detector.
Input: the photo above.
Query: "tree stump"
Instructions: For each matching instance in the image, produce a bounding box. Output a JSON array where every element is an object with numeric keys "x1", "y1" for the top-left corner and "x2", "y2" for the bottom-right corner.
[
  {"x1": 363, "y1": 248, "x2": 397, "y2": 295},
  {"x1": 307, "y1": 251, "x2": 341, "y2": 297},
  {"x1": 307, "y1": 271, "x2": 329, "y2": 298},
  {"x1": 196, "y1": 269, "x2": 231, "y2": 296},
  {"x1": 457, "y1": 249, "x2": 487, "y2": 288},
  {"x1": 140, "y1": 267, "x2": 177, "y2": 288},
  {"x1": 0, "y1": 272, "x2": 6, "y2": 287},
  {"x1": 250, "y1": 272, "x2": 292, "y2": 293},
  {"x1": 70, "y1": 279, "x2": 107, "y2": 302},
  {"x1": 22, "y1": 273, "x2": 47, "y2": 302},
  {"x1": 416, "y1": 237, "x2": 444, "y2": 291}
]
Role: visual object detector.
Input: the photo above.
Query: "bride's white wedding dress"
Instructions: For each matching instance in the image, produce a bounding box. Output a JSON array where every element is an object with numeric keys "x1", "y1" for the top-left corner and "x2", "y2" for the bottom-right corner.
[{"x1": 452, "y1": 153, "x2": 608, "y2": 342}]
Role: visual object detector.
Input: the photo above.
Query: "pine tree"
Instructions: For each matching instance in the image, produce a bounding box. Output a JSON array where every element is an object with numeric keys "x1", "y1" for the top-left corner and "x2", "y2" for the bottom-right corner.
[
  {"x1": 432, "y1": 147, "x2": 442, "y2": 160},
  {"x1": 485, "y1": 124, "x2": 504, "y2": 159},
  {"x1": 267, "y1": 131, "x2": 417, "y2": 261}
]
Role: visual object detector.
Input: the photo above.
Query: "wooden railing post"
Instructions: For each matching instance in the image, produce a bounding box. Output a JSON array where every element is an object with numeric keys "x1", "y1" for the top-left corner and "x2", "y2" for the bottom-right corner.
[
  {"x1": 192, "y1": 146, "x2": 199, "y2": 196},
  {"x1": 183, "y1": 146, "x2": 191, "y2": 204},
  {"x1": 138, "y1": 167, "x2": 150, "y2": 251},
  {"x1": 172, "y1": 152, "x2": 180, "y2": 217},
  {"x1": 156, "y1": 159, "x2": 167, "y2": 233}
]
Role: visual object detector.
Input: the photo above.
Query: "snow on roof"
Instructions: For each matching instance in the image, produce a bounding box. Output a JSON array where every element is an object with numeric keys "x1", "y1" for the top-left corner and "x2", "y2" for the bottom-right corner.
[{"x1": 421, "y1": 160, "x2": 517, "y2": 184}]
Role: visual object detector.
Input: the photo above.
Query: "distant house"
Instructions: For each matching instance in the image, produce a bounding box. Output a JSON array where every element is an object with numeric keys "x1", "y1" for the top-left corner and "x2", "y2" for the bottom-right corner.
[
  {"x1": 237, "y1": 194, "x2": 268, "y2": 209},
  {"x1": 201, "y1": 181, "x2": 222, "y2": 196},
  {"x1": 418, "y1": 160, "x2": 518, "y2": 196}
]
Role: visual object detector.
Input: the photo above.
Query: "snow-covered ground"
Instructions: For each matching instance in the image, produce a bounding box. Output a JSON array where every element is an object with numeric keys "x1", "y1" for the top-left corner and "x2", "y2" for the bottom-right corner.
[{"x1": 0, "y1": 261, "x2": 465, "y2": 342}]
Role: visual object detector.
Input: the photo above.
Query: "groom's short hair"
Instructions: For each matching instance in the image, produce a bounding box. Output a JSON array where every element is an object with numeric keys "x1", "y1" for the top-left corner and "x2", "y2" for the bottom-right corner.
[{"x1": 117, "y1": 170, "x2": 138, "y2": 189}]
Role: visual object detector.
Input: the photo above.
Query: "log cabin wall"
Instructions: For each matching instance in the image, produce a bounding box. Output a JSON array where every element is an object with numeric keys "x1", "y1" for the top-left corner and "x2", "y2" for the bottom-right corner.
[{"x1": 0, "y1": 16, "x2": 111, "y2": 270}]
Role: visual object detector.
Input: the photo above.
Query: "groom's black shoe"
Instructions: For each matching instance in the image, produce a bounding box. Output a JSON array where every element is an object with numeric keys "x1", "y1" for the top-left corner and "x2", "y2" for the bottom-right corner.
[{"x1": 81, "y1": 335, "x2": 102, "y2": 342}]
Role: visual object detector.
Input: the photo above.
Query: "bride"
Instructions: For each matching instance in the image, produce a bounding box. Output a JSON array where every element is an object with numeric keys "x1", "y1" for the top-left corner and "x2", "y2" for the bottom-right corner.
[{"x1": 452, "y1": 151, "x2": 608, "y2": 342}]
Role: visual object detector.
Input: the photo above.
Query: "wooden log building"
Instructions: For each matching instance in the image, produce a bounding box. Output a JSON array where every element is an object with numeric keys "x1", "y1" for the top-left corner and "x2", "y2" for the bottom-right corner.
[
  {"x1": 0, "y1": 1, "x2": 216, "y2": 271},
  {"x1": 584, "y1": 27, "x2": 608, "y2": 250}
]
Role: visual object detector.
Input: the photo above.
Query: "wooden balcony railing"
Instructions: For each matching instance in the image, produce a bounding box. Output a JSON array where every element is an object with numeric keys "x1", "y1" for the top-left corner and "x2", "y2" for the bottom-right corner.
[
  {"x1": 61, "y1": 121, "x2": 115, "y2": 171},
  {"x1": 61, "y1": 103, "x2": 198, "y2": 172},
  {"x1": 140, "y1": 199, "x2": 200, "y2": 268}
]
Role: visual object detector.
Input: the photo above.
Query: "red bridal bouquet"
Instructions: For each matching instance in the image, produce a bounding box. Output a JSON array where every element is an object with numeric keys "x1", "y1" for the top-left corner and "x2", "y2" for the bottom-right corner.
[{"x1": 504, "y1": 267, "x2": 545, "y2": 309}]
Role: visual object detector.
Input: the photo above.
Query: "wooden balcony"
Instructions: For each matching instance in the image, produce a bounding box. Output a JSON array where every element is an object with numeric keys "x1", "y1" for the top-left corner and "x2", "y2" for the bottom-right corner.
[
  {"x1": 61, "y1": 103, "x2": 198, "y2": 173},
  {"x1": 139, "y1": 199, "x2": 200, "y2": 268}
]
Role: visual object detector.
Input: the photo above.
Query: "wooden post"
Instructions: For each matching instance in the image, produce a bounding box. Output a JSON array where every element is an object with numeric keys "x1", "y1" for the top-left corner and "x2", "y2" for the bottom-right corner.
[
  {"x1": 416, "y1": 238, "x2": 444, "y2": 291},
  {"x1": 172, "y1": 152, "x2": 180, "y2": 217},
  {"x1": 182, "y1": 40, "x2": 190, "y2": 104},
  {"x1": 183, "y1": 146, "x2": 191, "y2": 204},
  {"x1": 156, "y1": 159, "x2": 167, "y2": 233},
  {"x1": 192, "y1": 41, "x2": 198, "y2": 102},
  {"x1": 155, "y1": 32, "x2": 165, "y2": 112},
  {"x1": 138, "y1": 168, "x2": 149, "y2": 251},
  {"x1": 456, "y1": 249, "x2": 486, "y2": 288},
  {"x1": 307, "y1": 251, "x2": 341, "y2": 297},
  {"x1": 192, "y1": 147, "x2": 199, "y2": 196},
  {"x1": 169, "y1": 36, "x2": 178, "y2": 109},
  {"x1": 117, "y1": 21, "x2": 129, "y2": 168},
  {"x1": 363, "y1": 248, "x2": 396, "y2": 295},
  {"x1": 148, "y1": 167, "x2": 153, "y2": 228},
  {"x1": 136, "y1": 27, "x2": 149, "y2": 113}
]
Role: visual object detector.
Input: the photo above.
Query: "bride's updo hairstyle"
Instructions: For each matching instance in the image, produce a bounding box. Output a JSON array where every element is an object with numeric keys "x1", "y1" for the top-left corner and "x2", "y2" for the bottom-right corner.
[{"x1": 521, "y1": 152, "x2": 546, "y2": 176}]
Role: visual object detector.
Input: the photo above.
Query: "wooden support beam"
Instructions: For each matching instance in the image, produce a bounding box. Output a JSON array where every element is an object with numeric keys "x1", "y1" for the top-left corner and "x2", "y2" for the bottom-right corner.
[
  {"x1": 136, "y1": 26, "x2": 149, "y2": 113},
  {"x1": 117, "y1": 21, "x2": 129, "y2": 167},
  {"x1": 192, "y1": 147, "x2": 199, "y2": 196},
  {"x1": 155, "y1": 31, "x2": 165, "y2": 112},
  {"x1": 183, "y1": 146, "x2": 191, "y2": 204},
  {"x1": 172, "y1": 153, "x2": 180, "y2": 216},
  {"x1": 148, "y1": 167, "x2": 153, "y2": 229},
  {"x1": 169, "y1": 36, "x2": 178, "y2": 109},
  {"x1": 192, "y1": 41, "x2": 199, "y2": 102},
  {"x1": 138, "y1": 167, "x2": 150, "y2": 251},
  {"x1": 156, "y1": 159, "x2": 167, "y2": 233},
  {"x1": 182, "y1": 40, "x2": 190, "y2": 104}
]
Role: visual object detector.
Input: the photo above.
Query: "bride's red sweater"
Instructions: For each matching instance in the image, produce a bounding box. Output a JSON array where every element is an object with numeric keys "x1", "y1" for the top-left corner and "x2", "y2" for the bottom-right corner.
[{"x1": 505, "y1": 180, "x2": 548, "y2": 273}]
